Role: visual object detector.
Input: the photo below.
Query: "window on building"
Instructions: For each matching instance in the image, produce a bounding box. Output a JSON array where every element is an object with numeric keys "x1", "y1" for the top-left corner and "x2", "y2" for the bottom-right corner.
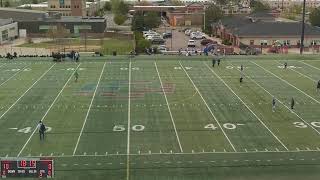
[
  {"x1": 250, "y1": 40, "x2": 254, "y2": 45},
  {"x1": 1, "y1": 30, "x2": 9, "y2": 41}
]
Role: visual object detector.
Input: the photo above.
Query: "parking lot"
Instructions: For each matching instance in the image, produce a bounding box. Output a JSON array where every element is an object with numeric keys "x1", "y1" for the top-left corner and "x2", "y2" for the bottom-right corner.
[{"x1": 155, "y1": 26, "x2": 222, "y2": 52}]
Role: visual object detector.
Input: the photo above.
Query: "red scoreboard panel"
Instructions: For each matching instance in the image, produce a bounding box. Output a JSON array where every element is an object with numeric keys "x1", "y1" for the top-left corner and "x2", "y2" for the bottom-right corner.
[{"x1": 1, "y1": 158, "x2": 53, "y2": 178}]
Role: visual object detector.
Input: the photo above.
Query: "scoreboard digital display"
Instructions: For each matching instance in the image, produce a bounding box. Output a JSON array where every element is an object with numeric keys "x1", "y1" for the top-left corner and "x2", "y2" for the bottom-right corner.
[{"x1": 1, "y1": 158, "x2": 54, "y2": 178}]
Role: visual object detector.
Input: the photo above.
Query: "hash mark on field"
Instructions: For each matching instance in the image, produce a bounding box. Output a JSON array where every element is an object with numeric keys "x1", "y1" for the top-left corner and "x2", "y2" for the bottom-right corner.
[
  {"x1": 206, "y1": 62, "x2": 289, "y2": 151},
  {"x1": 73, "y1": 62, "x2": 106, "y2": 156},
  {"x1": 181, "y1": 62, "x2": 237, "y2": 152},
  {"x1": 155, "y1": 62, "x2": 183, "y2": 152}
]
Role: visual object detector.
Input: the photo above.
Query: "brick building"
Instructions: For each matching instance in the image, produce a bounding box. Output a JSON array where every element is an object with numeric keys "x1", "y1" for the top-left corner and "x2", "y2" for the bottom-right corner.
[{"x1": 48, "y1": 0, "x2": 86, "y2": 16}]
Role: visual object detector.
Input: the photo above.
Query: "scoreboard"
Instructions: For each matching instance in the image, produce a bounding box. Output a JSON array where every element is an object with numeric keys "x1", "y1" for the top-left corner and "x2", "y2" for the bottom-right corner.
[{"x1": 1, "y1": 158, "x2": 54, "y2": 178}]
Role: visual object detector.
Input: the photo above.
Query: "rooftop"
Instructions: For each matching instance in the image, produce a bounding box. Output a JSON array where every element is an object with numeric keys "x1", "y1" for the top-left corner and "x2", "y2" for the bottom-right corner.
[
  {"x1": 215, "y1": 16, "x2": 320, "y2": 37},
  {"x1": 0, "y1": 18, "x2": 14, "y2": 26},
  {"x1": 51, "y1": 16, "x2": 106, "y2": 23},
  {"x1": 0, "y1": 7, "x2": 46, "y2": 14}
]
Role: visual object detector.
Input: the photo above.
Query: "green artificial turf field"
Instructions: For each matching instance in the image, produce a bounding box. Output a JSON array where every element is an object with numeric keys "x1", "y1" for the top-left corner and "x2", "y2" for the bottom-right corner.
[{"x1": 0, "y1": 55, "x2": 320, "y2": 179}]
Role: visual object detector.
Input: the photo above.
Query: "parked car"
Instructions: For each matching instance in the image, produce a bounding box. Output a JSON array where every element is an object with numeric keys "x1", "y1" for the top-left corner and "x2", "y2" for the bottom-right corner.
[
  {"x1": 143, "y1": 31, "x2": 158, "y2": 38},
  {"x1": 158, "y1": 45, "x2": 167, "y2": 51},
  {"x1": 146, "y1": 35, "x2": 162, "y2": 41},
  {"x1": 185, "y1": 29, "x2": 192, "y2": 36},
  {"x1": 187, "y1": 40, "x2": 196, "y2": 47},
  {"x1": 190, "y1": 31, "x2": 205, "y2": 39},
  {"x1": 152, "y1": 38, "x2": 165, "y2": 44},
  {"x1": 201, "y1": 39, "x2": 217, "y2": 46},
  {"x1": 162, "y1": 32, "x2": 172, "y2": 39}
]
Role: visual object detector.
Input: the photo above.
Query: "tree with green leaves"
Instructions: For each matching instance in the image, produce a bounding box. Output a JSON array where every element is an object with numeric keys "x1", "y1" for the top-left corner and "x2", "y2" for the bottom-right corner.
[
  {"x1": 103, "y1": 1, "x2": 111, "y2": 11},
  {"x1": 132, "y1": 12, "x2": 145, "y2": 31},
  {"x1": 204, "y1": 3, "x2": 223, "y2": 33},
  {"x1": 250, "y1": 0, "x2": 270, "y2": 13},
  {"x1": 132, "y1": 12, "x2": 161, "y2": 31},
  {"x1": 310, "y1": 8, "x2": 320, "y2": 27},
  {"x1": 171, "y1": 0, "x2": 184, "y2": 6},
  {"x1": 111, "y1": 0, "x2": 129, "y2": 15},
  {"x1": 4, "y1": 0, "x2": 10, "y2": 7},
  {"x1": 114, "y1": 14, "x2": 127, "y2": 25}
]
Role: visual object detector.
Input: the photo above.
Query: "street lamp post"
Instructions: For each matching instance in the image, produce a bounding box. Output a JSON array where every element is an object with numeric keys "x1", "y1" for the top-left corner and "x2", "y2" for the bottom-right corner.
[{"x1": 300, "y1": 0, "x2": 306, "y2": 54}]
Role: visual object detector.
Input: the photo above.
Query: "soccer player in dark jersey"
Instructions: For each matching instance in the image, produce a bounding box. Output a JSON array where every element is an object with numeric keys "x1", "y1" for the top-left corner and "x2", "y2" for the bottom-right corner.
[
  {"x1": 291, "y1": 97, "x2": 295, "y2": 110},
  {"x1": 317, "y1": 80, "x2": 320, "y2": 92},
  {"x1": 212, "y1": 59, "x2": 216, "y2": 67},
  {"x1": 240, "y1": 64, "x2": 244, "y2": 71},
  {"x1": 272, "y1": 97, "x2": 276, "y2": 112},
  {"x1": 240, "y1": 73, "x2": 243, "y2": 83},
  {"x1": 38, "y1": 121, "x2": 46, "y2": 141},
  {"x1": 284, "y1": 62, "x2": 287, "y2": 69}
]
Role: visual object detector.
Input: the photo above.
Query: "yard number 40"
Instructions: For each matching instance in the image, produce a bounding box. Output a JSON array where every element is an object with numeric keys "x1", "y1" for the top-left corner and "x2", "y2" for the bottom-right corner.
[{"x1": 113, "y1": 125, "x2": 145, "y2": 132}]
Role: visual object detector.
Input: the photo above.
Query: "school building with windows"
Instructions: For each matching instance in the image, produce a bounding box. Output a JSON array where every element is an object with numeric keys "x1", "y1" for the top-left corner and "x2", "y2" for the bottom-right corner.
[{"x1": 0, "y1": 19, "x2": 18, "y2": 45}]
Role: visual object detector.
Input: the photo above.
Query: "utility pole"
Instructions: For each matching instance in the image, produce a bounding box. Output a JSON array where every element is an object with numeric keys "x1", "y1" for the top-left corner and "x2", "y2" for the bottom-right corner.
[
  {"x1": 203, "y1": 6, "x2": 206, "y2": 31},
  {"x1": 84, "y1": 31, "x2": 87, "y2": 52},
  {"x1": 300, "y1": 0, "x2": 306, "y2": 54}
]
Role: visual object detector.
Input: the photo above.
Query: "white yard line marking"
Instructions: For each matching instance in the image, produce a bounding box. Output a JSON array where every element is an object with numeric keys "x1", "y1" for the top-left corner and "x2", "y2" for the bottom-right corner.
[
  {"x1": 73, "y1": 62, "x2": 106, "y2": 155},
  {"x1": 126, "y1": 61, "x2": 132, "y2": 180},
  {"x1": 0, "y1": 64, "x2": 55, "y2": 121},
  {"x1": 0, "y1": 66, "x2": 27, "y2": 88},
  {"x1": 179, "y1": 61, "x2": 237, "y2": 152},
  {"x1": 17, "y1": 63, "x2": 81, "y2": 157},
  {"x1": 229, "y1": 62, "x2": 320, "y2": 137},
  {"x1": 276, "y1": 61, "x2": 316, "y2": 82},
  {"x1": 205, "y1": 62, "x2": 289, "y2": 150},
  {"x1": 11, "y1": 148, "x2": 320, "y2": 158},
  {"x1": 300, "y1": 61, "x2": 320, "y2": 72},
  {"x1": 252, "y1": 61, "x2": 320, "y2": 105},
  {"x1": 154, "y1": 62, "x2": 183, "y2": 152}
]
